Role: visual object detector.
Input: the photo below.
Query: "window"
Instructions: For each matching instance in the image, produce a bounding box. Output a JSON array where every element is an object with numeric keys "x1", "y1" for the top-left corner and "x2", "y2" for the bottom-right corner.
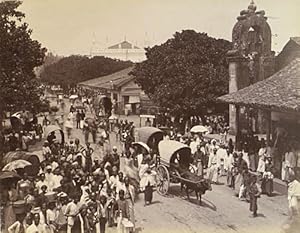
[
  {"x1": 123, "y1": 96, "x2": 129, "y2": 104},
  {"x1": 113, "y1": 93, "x2": 118, "y2": 101}
]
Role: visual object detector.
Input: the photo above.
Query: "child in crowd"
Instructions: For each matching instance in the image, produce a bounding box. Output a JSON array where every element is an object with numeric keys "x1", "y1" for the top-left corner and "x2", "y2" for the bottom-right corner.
[{"x1": 248, "y1": 175, "x2": 262, "y2": 217}]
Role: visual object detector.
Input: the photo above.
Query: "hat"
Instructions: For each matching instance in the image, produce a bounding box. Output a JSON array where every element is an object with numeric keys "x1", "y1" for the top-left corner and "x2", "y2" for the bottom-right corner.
[
  {"x1": 72, "y1": 161, "x2": 79, "y2": 166},
  {"x1": 53, "y1": 139, "x2": 59, "y2": 144},
  {"x1": 31, "y1": 207, "x2": 41, "y2": 214},
  {"x1": 112, "y1": 146, "x2": 117, "y2": 150},
  {"x1": 57, "y1": 192, "x2": 68, "y2": 198},
  {"x1": 73, "y1": 175, "x2": 80, "y2": 180},
  {"x1": 46, "y1": 165, "x2": 52, "y2": 170}
]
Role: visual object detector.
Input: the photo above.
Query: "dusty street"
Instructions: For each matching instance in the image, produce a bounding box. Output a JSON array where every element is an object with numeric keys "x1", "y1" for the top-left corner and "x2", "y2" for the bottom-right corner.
[
  {"x1": 35, "y1": 99, "x2": 289, "y2": 233},
  {"x1": 133, "y1": 178, "x2": 288, "y2": 233}
]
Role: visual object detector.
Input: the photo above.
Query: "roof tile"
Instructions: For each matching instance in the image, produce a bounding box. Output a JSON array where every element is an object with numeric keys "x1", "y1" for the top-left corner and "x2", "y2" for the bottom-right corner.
[{"x1": 218, "y1": 58, "x2": 300, "y2": 112}]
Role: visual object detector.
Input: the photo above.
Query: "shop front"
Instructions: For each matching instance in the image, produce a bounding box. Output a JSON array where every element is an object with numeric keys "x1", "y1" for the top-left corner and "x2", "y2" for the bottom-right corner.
[
  {"x1": 271, "y1": 111, "x2": 300, "y2": 180},
  {"x1": 218, "y1": 58, "x2": 300, "y2": 183}
]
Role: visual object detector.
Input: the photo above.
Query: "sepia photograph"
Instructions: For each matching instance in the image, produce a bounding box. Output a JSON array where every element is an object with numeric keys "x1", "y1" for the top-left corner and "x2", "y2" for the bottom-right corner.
[{"x1": 0, "y1": 0, "x2": 300, "y2": 232}]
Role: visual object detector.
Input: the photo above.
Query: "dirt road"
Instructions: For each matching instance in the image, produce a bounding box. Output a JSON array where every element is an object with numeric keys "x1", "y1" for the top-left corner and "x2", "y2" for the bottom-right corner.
[{"x1": 40, "y1": 99, "x2": 289, "y2": 233}]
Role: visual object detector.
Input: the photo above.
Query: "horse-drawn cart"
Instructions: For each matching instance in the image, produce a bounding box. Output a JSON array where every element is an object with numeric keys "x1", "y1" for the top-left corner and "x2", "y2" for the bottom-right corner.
[{"x1": 156, "y1": 140, "x2": 212, "y2": 203}]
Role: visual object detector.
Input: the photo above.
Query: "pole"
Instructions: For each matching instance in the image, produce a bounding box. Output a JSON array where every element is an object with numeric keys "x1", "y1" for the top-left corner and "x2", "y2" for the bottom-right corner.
[
  {"x1": 265, "y1": 110, "x2": 271, "y2": 145},
  {"x1": 235, "y1": 105, "x2": 241, "y2": 150}
]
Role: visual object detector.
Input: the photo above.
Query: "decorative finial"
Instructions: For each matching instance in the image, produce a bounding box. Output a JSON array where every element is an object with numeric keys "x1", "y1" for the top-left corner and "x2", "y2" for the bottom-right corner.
[{"x1": 248, "y1": 0, "x2": 257, "y2": 12}]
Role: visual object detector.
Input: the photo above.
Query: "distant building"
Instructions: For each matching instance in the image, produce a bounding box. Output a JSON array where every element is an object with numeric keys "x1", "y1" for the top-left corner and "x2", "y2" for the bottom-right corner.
[
  {"x1": 78, "y1": 67, "x2": 155, "y2": 115},
  {"x1": 90, "y1": 40, "x2": 146, "y2": 63}
]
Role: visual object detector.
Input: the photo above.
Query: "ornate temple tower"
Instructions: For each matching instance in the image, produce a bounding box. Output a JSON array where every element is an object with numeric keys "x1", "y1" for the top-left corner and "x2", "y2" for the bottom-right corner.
[{"x1": 228, "y1": 0, "x2": 275, "y2": 134}]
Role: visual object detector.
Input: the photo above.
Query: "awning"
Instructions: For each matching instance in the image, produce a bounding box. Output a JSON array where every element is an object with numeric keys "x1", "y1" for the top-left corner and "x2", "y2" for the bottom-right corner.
[{"x1": 129, "y1": 96, "x2": 140, "y2": 104}]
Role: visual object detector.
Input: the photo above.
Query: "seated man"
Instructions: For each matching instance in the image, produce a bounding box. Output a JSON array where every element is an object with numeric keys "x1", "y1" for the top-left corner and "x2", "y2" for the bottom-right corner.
[{"x1": 170, "y1": 160, "x2": 202, "y2": 182}]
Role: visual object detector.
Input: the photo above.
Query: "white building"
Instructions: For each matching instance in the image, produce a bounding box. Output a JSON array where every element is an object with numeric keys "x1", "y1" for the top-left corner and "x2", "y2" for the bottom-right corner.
[{"x1": 90, "y1": 40, "x2": 146, "y2": 63}]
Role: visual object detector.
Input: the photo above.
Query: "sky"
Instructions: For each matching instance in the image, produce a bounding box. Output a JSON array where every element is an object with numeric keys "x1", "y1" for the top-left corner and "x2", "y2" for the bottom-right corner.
[{"x1": 19, "y1": 0, "x2": 300, "y2": 56}]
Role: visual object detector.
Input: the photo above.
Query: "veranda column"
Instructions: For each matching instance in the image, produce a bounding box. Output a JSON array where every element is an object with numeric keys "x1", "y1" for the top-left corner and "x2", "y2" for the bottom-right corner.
[
  {"x1": 265, "y1": 110, "x2": 271, "y2": 145},
  {"x1": 235, "y1": 105, "x2": 241, "y2": 150}
]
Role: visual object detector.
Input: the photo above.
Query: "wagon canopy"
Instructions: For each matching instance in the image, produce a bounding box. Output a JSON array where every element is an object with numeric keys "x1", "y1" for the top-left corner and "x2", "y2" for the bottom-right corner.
[
  {"x1": 158, "y1": 140, "x2": 191, "y2": 165},
  {"x1": 136, "y1": 127, "x2": 164, "y2": 146},
  {"x1": 2, "y1": 151, "x2": 40, "y2": 176},
  {"x1": 132, "y1": 142, "x2": 150, "y2": 153},
  {"x1": 44, "y1": 125, "x2": 65, "y2": 144}
]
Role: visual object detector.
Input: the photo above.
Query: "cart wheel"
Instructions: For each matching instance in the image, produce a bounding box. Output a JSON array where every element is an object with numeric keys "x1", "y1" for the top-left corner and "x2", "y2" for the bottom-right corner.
[{"x1": 156, "y1": 165, "x2": 170, "y2": 195}]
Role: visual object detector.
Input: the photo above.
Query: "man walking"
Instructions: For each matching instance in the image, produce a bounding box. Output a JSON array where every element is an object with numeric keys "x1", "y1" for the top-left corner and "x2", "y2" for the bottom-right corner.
[
  {"x1": 207, "y1": 148, "x2": 219, "y2": 184},
  {"x1": 76, "y1": 110, "x2": 81, "y2": 129},
  {"x1": 124, "y1": 177, "x2": 135, "y2": 233},
  {"x1": 194, "y1": 144, "x2": 205, "y2": 177}
]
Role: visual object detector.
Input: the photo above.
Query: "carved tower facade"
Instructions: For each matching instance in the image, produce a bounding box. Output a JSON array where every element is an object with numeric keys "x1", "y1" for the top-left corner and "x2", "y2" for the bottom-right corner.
[{"x1": 228, "y1": 1, "x2": 275, "y2": 135}]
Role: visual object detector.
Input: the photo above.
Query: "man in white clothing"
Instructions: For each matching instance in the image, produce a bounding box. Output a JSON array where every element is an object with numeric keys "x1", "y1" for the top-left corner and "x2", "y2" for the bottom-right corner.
[
  {"x1": 64, "y1": 196, "x2": 81, "y2": 233},
  {"x1": 26, "y1": 213, "x2": 47, "y2": 233},
  {"x1": 44, "y1": 165, "x2": 55, "y2": 192},
  {"x1": 288, "y1": 173, "x2": 300, "y2": 217},
  {"x1": 216, "y1": 145, "x2": 228, "y2": 176},
  {"x1": 190, "y1": 138, "x2": 198, "y2": 155},
  {"x1": 208, "y1": 148, "x2": 219, "y2": 184}
]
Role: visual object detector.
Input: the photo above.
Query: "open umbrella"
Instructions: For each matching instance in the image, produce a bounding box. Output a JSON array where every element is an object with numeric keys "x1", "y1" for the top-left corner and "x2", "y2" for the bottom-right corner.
[
  {"x1": 75, "y1": 105, "x2": 85, "y2": 110},
  {"x1": 109, "y1": 114, "x2": 118, "y2": 120},
  {"x1": 85, "y1": 117, "x2": 96, "y2": 125},
  {"x1": 0, "y1": 171, "x2": 21, "y2": 181},
  {"x1": 69, "y1": 94, "x2": 78, "y2": 99},
  {"x1": 2, "y1": 159, "x2": 32, "y2": 171},
  {"x1": 11, "y1": 111, "x2": 22, "y2": 119},
  {"x1": 190, "y1": 125, "x2": 208, "y2": 133}
]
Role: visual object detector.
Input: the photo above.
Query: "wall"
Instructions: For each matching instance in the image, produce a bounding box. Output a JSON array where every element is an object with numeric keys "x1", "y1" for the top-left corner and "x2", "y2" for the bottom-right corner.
[{"x1": 117, "y1": 80, "x2": 143, "y2": 114}]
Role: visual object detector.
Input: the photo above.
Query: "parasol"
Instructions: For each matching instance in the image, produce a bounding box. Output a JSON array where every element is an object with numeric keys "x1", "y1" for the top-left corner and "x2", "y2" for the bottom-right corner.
[
  {"x1": 0, "y1": 171, "x2": 21, "y2": 181},
  {"x1": 190, "y1": 125, "x2": 208, "y2": 133},
  {"x1": 2, "y1": 159, "x2": 32, "y2": 171},
  {"x1": 85, "y1": 117, "x2": 97, "y2": 125},
  {"x1": 69, "y1": 94, "x2": 79, "y2": 99},
  {"x1": 75, "y1": 105, "x2": 85, "y2": 110},
  {"x1": 109, "y1": 114, "x2": 118, "y2": 120},
  {"x1": 11, "y1": 112, "x2": 22, "y2": 119}
]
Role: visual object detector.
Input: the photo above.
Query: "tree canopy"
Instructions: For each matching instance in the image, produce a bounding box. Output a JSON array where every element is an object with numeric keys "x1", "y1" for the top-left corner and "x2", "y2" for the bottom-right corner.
[
  {"x1": 40, "y1": 55, "x2": 132, "y2": 86},
  {"x1": 131, "y1": 30, "x2": 231, "y2": 117},
  {"x1": 0, "y1": 0, "x2": 47, "y2": 117}
]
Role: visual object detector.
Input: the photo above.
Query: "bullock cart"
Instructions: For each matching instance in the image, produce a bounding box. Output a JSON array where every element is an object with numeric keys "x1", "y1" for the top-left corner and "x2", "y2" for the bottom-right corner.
[{"x1": 156, "y1": 140, "x2": 211, "y2": 203}]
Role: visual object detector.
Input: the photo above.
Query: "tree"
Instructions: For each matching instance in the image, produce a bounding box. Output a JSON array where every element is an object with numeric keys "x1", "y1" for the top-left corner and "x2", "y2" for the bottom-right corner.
[
  {"x1": 35, "y1": 52, "x2": 63, "y2": 78},
  {"x1": 40, "y1": 55, "x2": 132, "y2": 86},
  {"x1": 0, "y1": 0, "x2": 46, "y2": 126},
  {"x1": 131, "y1": 30, "x2": 231, "y2": 118}
]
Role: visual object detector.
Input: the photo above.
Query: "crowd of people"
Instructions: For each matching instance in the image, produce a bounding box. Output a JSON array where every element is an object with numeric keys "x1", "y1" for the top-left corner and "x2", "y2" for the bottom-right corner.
[
  {"x1": 0, "y1": 112, "x2": 43, "y2": 156},
  {"x1": 175, "y1": 131, "x2": 300, "y2": 219},
  {"x1": 162, "y1": 133, "x2": 272, "y2": 217},
  {"x1": 1, "y1": 132, "x2": 152, "y2": 233},
  {"x1": 1, "y1": 88, "x2": 300, "y2": 233}
]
